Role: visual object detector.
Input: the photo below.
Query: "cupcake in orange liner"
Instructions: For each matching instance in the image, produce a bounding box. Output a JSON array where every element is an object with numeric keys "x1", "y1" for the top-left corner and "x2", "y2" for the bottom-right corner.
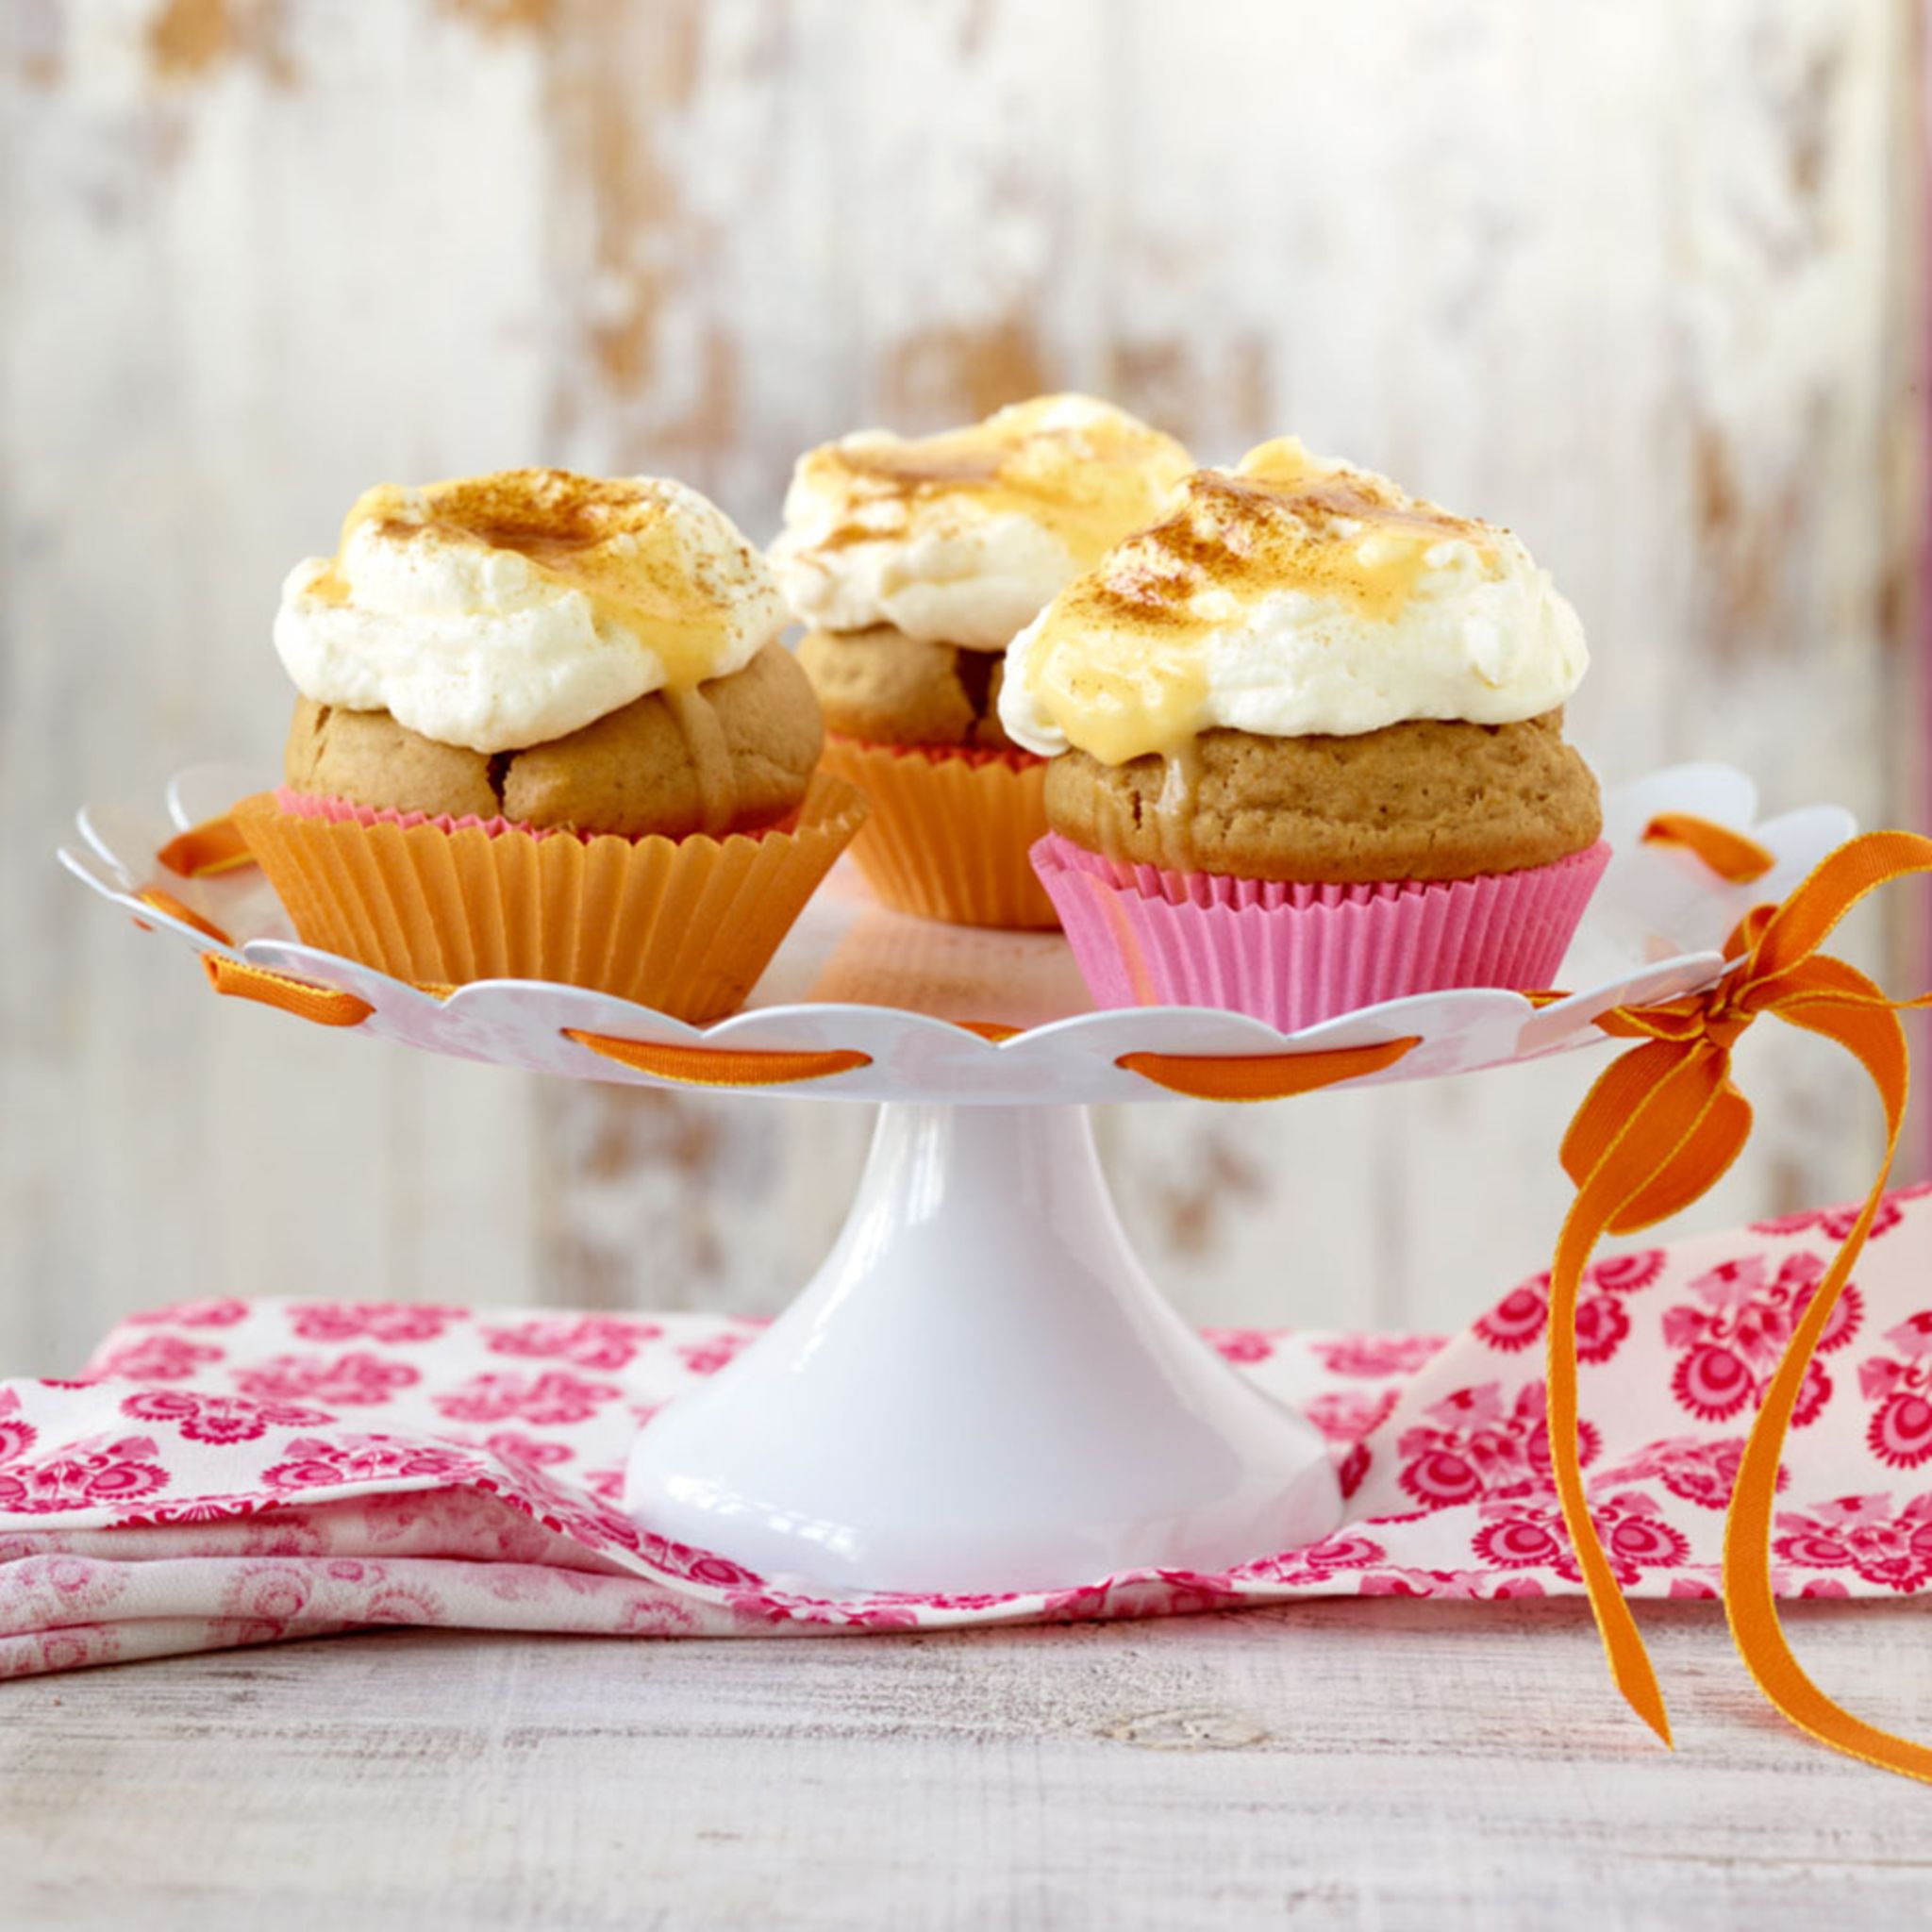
[
  {"x1": 999, "y1": 441, "x2": 1609, "y2": 1031},
  {"x1": 770, "y1": 395, "x2": 1192, "y2": 928},
  {"x1": 243, "y1": 468, "x2": 865, "y2": 1024}
]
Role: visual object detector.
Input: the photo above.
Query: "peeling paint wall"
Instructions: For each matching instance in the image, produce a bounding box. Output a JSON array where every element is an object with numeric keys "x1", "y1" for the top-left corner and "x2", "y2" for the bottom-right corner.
[{"x1": 1, "y1": 0, "x2": 1921, "y2": 1370}]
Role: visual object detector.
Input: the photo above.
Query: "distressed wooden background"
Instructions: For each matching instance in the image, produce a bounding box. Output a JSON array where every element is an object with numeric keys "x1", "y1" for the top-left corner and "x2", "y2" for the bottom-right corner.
[{"x1": 1, "y1": 0, "x2": 1924, "y2": 1374}]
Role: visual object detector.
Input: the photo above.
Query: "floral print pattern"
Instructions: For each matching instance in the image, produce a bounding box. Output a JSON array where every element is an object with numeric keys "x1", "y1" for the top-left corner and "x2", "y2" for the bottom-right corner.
[
  {"x1": 0, "y1": 1434, "x2": 170, "y2": 1514},
  {"x1": 1474, "y1": 1251, "x2": 1662, "y2": 1362},
  {"x1": 1394, "y1": 1381, "x2": 1594, "y2": 1508},
  {"x1": 0, "y1": 1187, "x2": 1922, "y2": 1676},
  {"x1": 233, "y1": 1353, "x2": 422, "y2": 1407},
  {"x1": 1472, "y1": 1491, "x2": 1690, "y2": 1587},
  {"x1": 1773, "y1": 1492, "x2": 1932, "y2": 1592},
  {"x1": 1857, "y1": 1313, "x2": 1932, "y2": 1469},
  {"x1": 1661, "y1": 1252, "x2": 1859, "y2": 1429},
  {"x1": 482, "y1": 1317, "x2": 662, "y2": 1372},
  {"x1": 120, "y1": 1390, "x2": 334, "y2": 1444},
  {"x1": 287, "y1": 1303, "x2": 466, "y2": 1345}
]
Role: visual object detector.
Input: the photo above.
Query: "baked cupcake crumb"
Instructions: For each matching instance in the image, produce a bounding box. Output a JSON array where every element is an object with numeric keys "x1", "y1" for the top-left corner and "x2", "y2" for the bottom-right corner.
[
  {"x1": 797, "y1": 626, "x2": 1016, "y2": 750},
  {"x1": 286, "y1": 641, "x2": 823, "y2": 840},
  {"x1": 1042, "y1": 712, "x2": 1602, "y2": 883}
]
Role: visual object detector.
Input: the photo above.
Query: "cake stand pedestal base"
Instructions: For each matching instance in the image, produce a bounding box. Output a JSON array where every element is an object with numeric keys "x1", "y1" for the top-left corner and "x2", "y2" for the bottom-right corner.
[{"x1": 625, "y1": 1102, "x2": 1341, "y2": 1595}]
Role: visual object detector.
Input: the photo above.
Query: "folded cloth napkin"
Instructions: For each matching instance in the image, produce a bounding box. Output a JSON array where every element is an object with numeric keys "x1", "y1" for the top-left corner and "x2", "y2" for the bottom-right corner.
[{"x1": 2, "y1": 1181, "x2": 1929, "y2": 1677}]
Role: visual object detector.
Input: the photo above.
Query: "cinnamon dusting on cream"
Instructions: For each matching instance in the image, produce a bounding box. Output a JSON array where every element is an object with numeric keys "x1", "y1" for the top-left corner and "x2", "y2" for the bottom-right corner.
[
  {"x1": 275, "y1": 469, "x2": 785, "y2": 755},
  {"x1": 795, "y1": 399, "x2": 1190, "y2": 570},
  {"x1": 329, "y1": 469, "x2": 754, "y2": 691},
  {"x1": 770, "y1": 395, "x2": 1193, "y2": 650},
  {"x1": 1001, "y1": 439, "x2": 1588, "y2": 767},
  {"x1": 1058, "y1": 440, "x2": 1496, "y2": 641}
]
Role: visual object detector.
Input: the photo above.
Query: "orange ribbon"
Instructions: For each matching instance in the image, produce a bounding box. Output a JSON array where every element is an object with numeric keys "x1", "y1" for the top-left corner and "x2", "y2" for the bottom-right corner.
[
  {"x1": 1118, "y1": 1036, "x2": 1420, "y2": 1101},
  {"x1": 202, "y1": 953, "x2": 375, "y2": 1027},
  {"x1": 200, "y1": 957, "x2": 1414, "y2": 1102},
  {"x1": 563, "y1": 1031, "x2": 873, "y2": 1088},
  {"x1": 135, "y1": 888, "x2": 233, "y2": 949},
  {"x1": 157, "y1": 814, "x2": 253, "y2": 879},
  {"x1": 1642, "y1": 811, "x2": 1784, "y2": 885},
  {"x1": 1550, "y1": 817, "x2": 1932, "y2": 1780}
]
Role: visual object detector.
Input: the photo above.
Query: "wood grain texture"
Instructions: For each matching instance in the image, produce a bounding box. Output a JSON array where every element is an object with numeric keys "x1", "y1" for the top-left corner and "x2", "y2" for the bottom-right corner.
[
  {"x1": 1, "y1": 1603, "x2": 1929, "y2": 1928},
  {"x1": 0, "y1": 0, "x2": 1923, "y2": 1372}
]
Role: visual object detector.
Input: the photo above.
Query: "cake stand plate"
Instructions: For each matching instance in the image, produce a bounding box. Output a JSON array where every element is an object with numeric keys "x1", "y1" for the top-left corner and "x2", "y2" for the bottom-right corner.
[{"x1": 59, "y1": 764, "x2": 1853, "y2": 1594}]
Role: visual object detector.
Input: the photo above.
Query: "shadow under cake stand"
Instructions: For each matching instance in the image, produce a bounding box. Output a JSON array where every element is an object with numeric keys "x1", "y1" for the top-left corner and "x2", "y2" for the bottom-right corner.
[{"x1": 60, "y1": 763, "x2": 1853, "y2": 1596}]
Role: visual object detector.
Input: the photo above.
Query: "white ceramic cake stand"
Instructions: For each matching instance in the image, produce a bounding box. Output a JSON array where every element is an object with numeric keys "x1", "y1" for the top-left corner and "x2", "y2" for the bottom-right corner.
[{"x1": 60, "y1": 763, "x2": 1853, "y2": 1595}]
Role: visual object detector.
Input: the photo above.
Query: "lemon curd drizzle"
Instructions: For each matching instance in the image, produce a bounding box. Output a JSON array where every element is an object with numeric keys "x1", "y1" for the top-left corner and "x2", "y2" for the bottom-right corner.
[
  {"x1": 1021, "y1": 439, "x2": 1506, "y2": 770},
  {"x1": 308, "y1": 471, "x2": 752, "y2": 691}
]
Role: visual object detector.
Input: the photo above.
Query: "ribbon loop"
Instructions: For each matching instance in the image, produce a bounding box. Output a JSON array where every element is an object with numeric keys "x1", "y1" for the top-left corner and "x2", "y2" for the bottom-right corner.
[
  {"x1": 136, "y1": 888, "x2": 233, "y2": 949},
  {"x1": 563, "y1": 1031, "x2": 872, "y2": 1089},
  {"x1": 202, "y1": 954, "x2": 375, "y2": 1027},
  {"x1": 1643, "y1": 813, "x2": 1777, "y2": 884},
  {"x1": 157, "y1": 814, "x2": 254, "y2": 880},
  {"x1": 1117, "y1": 1036, "x2": 1419, "y2": 1102}
]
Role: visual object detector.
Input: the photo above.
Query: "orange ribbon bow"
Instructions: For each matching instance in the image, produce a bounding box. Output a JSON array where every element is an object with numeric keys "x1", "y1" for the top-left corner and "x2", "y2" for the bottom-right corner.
[{"x1": 1552, "y1": 820, "x2": 1932, "y2": 1780}]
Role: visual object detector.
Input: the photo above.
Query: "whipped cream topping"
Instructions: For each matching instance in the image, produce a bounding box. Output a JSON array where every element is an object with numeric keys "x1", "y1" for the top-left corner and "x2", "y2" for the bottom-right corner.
[
  {"x1": 769, "y1": 394, "x2": 1193, "y2": 651},
  {"x1": 274, "y1": 469, "x2": 786, "y2": 754},
  {"x1": 999, "y1": 439, "x2": 1590, "y2": 765}
]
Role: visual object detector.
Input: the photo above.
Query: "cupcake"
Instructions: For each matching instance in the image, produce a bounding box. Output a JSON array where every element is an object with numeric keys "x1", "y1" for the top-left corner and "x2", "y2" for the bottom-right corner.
[
  {"x1": 770, "y1": 394, "x2": 1192, "y2": 927},
  {"x1": 1001, "y1": 440, "x2": 1608, "y2": 1030},
  {"x1": 239, "y1": 468, "x2": 865, "y2": 1023}
]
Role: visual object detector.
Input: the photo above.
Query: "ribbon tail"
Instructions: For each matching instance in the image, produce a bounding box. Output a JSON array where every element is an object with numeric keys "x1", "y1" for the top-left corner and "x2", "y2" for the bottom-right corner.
[
  {"x1": 1721, "y1": 995, "x2": 1932, "y2": 1782},
  {"x1": 1547, "y1": 1196, "x2": 1674, "y2": 1746},
  {"x1": 1550, "y1": 1039, "x2": 1751, "y2": 1746},
  {"x1": 1722, "y1": 1193, "x2": 1932, "y2": 1781}
]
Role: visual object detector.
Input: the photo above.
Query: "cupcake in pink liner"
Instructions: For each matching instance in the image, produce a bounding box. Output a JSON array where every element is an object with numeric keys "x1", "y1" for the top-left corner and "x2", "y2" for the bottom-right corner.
[{"x1": 999, "y1": 439, "x2": 1608, "y2": 1031}]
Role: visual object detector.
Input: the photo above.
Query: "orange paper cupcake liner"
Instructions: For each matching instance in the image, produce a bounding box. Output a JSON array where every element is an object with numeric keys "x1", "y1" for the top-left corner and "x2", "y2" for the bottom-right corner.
[
  {"x1": 231, "y1": 774, "x2": 868, "y2": 1025},
  {"x1": 819, "y1": 737, "x2": 1058, "y2": 930}
]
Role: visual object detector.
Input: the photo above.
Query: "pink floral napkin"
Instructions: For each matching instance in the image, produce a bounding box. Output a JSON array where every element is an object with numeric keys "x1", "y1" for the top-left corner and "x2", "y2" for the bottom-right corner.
[{"x1": 3, "y1": 1180, "x2": 1929, "y2": 1678}]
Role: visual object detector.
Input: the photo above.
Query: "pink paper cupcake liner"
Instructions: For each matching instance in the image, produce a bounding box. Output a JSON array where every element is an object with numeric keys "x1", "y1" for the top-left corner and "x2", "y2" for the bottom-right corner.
[
  {"x1": 276, "y1": 787, "x2": 569, "y2": 841},
  {"x1": 1032, "y1": 834, "x2": 1611, "y2": 1032}
]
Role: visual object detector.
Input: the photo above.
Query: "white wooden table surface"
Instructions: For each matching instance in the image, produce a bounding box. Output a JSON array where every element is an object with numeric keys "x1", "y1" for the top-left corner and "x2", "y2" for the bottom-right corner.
[{"x1": 3, "y1": 1599, "x2": 1927, "y2": 1930}]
